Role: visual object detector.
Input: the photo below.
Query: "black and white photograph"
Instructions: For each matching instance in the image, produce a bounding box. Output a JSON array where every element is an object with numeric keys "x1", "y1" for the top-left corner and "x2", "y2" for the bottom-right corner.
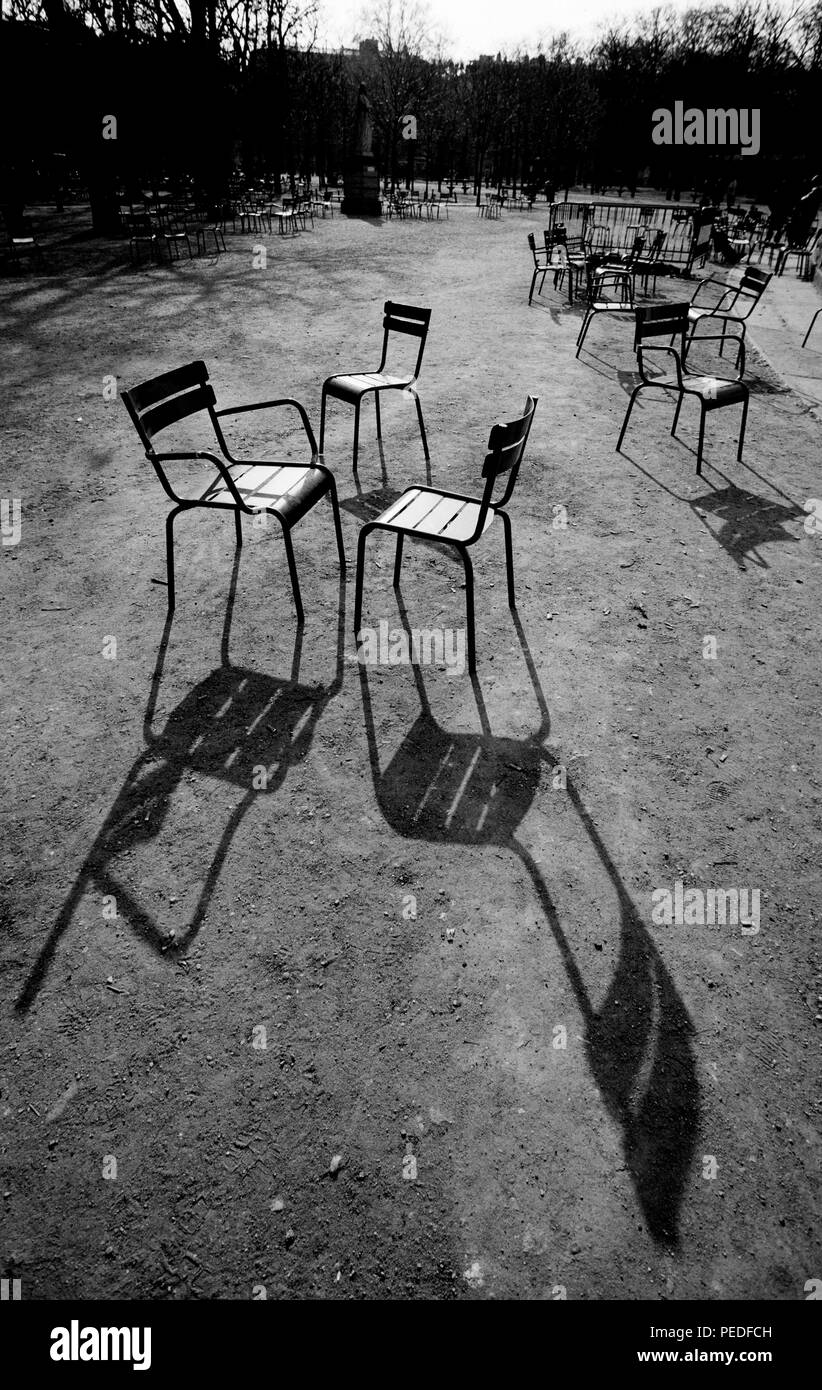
[{"x1": 1, "y1": 0, "x2": 820, "y2": 1345}]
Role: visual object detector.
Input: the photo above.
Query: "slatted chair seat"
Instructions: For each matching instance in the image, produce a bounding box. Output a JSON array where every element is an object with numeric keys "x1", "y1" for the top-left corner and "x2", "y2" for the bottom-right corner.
[
  {"x1": 354, "y1": 396, "x2": 538, "y2": 673},
  {"x1": 324, "y1": 371, "x2": 413, "y2": 397},
  {"x1": 616, "y1": 303, "x2": 749, "y2": 475},
  {"x1": 121, "y1": 360, "x2": 345, "y2": 619},
  {"x1": 202, "y1": 462, "x2": 334, "y2": 524},
  {"x1": 320, "y1": 302, "x2": 431, "y2": 473},
  {"x1": 374, "y1": 487, "x2": 498, "y2": 543}
]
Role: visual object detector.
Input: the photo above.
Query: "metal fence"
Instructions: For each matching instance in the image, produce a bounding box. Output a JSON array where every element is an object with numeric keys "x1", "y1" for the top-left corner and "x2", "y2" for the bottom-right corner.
[{"x1": 547, "y1": 199, "x2": 710, "y2": 272}]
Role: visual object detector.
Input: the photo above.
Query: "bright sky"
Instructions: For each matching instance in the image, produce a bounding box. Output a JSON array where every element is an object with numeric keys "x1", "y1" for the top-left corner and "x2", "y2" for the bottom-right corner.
[{"x1": 316, "y1": 0, "x2": 707, "y2": 59}]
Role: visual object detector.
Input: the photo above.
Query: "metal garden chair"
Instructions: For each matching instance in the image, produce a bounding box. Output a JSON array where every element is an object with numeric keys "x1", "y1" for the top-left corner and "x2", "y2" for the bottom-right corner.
[
  {"x1": 527, "y1": 232, "x2": 551, "y2": 304},
  {"x1": 353, "y1": 396, "x2": 538, "y2": 673},
  {"x1": 122, "y1": 360, "x2": 345, "y2": 617},
  {"x1": 616, "y1": 303, "x2": 749, "y2": 475},
  {"x1": 686, "y1": 265, "x2": 771, "y2": 365},
  {"x1": 575, "y1": 268, "x2": 635, "y2": 357},
  {"x1": 319, "y1": 301, "x2": 431, "y2": 473}
]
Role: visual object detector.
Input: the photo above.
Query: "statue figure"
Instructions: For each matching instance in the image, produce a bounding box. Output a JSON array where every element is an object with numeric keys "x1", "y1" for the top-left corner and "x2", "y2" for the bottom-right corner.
[{"x1": 353, "y1": 83, "x2": 374, "y2": 158}]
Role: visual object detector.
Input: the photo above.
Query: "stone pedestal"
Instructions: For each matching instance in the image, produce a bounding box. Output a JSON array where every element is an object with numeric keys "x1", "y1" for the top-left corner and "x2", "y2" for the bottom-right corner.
[{"x1": 342, "y1": 155, "x2": 381, "y2": 217}]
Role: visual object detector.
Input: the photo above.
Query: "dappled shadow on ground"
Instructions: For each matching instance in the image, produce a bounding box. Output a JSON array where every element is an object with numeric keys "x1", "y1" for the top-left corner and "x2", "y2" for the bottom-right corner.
[
  {"x1": 15, "y1": 555, "x2": 346, "y2": 1012},
  {"x1": 358, "y1": 601, "x2": 699, "y2": 1246}
]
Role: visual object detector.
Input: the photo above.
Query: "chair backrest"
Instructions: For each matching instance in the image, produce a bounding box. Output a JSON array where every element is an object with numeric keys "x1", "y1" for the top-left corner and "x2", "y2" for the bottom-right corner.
[
  {"x1": 479, "y1": 395, "x2": 538, "y2": 513},
  {"x1": 527, "y1": 231, "x2": 541, "y2": 265},
  {"x1": 122, "y1": 360, "x2": 216, "y2": 457},
  {"x1": 380, "y1": 301, "x2": 431, "y2": 377},
  {"x1": 739, "y1": 265, "x2": 771, "y2": 300},
  {"x1": 633, "y1": 303, "x2": 688, "y2": 359}
]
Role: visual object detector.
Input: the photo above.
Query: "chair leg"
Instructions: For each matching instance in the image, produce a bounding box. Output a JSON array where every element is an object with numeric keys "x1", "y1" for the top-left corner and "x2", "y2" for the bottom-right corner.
[
  {"x1": 165, "y1": 507, "x2": 181, "y2": 610},
  {"x1": 414, "y1": 394, "x2": 430, "y2": 462},
  {"x1": 529, "y1": 268, "x2": 537, "y2": 305},
  {"x1": 575, "y1": 310, "x2": 593, "y2": 357},
  {"x1": 393, "y1": 533, "x2": 404, "y2": 588},
  {"x1": 616, "y1": 386, "x2": 642, "y2": 452},
  {"x1": 327, "y1": 476, "x2": 346, "y2": 570},
  {"x1": 280, "y1": 522, "x2": 304, "y2": 623},
  {"x1": 234, "y1": 509, "x2": 243, "y2": 548},
  {"x1": 500, "y1": 510, "x2": 516, "y2": 608},
  {"x1": 719, "y1": 319, "x2": 727, "y2": 358},
  {"x1": 696, "y1": 407, "x2": 707, "y2": 475},
  {"x1": 374, "y1": 391, "x2": 382, "y2": 439},
  {"x1": 354, "y1": 525, "x2": 373, "y2": 631},
  {"x1": 319, "y1": 389, "x2": 328, "y2": 454},
  {"x1": 352, "y1": 402, "x2": 360, "y2": 473},
  {"x1": 802, "y1": 307, "x2": 822, "y2": 349},
  {"x1": 671, "y1": 391, "x2": 684, "y2": 436},
  {"x1": 461, "y1": 548, "x2": 476, "y2": 674},
  {"x1": 737, "y1": 394, "x2": 749, "y2": 460}
]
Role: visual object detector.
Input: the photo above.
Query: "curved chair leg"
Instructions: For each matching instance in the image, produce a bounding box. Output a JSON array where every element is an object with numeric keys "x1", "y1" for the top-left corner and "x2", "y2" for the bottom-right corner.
[
  {"x1": 393, "y1": 532, "x2": 404, "y2": 589},
  {"x1": 616, "y1": 386, "x2": 642, "y2": 452},
  {"x1": 319, "y1": 388, "x2": 328, "y2": 454},
  {"x1": 280, "y1": 521, "x2": 304, "y2": 623},
  {"x1": 500, "y1": 510, "x2": 516, "y2": 608},
  {"x1": 802, "y1": 306, "x2": 822, "y2": 349},
  {"x1": 528, "y1": 268, "x2": 537, "y2": 305},
  {"x1": 374, "y1": 391, "x2": 382, "y2": 439},
  {"x1": 737, "y1": 394, "x2": 749, "y2": 460},
  {"x1": 671, "y1": 391, "x2": 684, "y2": 436},
  {"x1": 354, "y1": 524, "x2": 374, "y2": 632},
  {"x1": 414, "y1": 395, "x2": 430, "y2": 462},
  {"x1": 326, "y1": 475, "x2": 346, "y2": 570},
  {"x1": 352, "y1": 401, "x2": 361, "y2": 473},
  {"x1": 696, "y1": 407, "x2": 707, "y2": 475},
  {"x1": 165, "y1": 506, "x2": 182, "y2": 610},
  {"x1": 461, "y1": 548, "x2": 476, "y2": 674}
]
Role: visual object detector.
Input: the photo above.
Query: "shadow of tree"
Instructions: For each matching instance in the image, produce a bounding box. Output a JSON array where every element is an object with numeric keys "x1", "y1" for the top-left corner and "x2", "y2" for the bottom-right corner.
[
  {"x1": 358, "y1": 601, "x2": 699, "y2": 1246},
  {"x1": 16, "y1": 554, "x2": 346, "y2": 1012}
]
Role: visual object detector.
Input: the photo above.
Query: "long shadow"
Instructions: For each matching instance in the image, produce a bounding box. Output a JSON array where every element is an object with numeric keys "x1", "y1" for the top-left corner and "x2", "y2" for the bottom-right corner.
[
  {"x1": 618, "y1": 443, "x2": 804, "y2": 569},
  {"x1": 358, "y1": 601, "x2": 699, "y2": 1246},
  {"x1": 16, "y1": 554, "x2": 346, "y2": 1012}
]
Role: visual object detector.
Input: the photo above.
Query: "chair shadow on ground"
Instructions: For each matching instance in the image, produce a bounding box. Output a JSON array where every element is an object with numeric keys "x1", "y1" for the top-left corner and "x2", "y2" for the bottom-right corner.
[
  {"x1": 16, "y1": 553, "x2": 346, "y2": 1012},
  {"x1": 358, "y1": 598, "x2": 699, "y2": 1247},
  {"x1": 618, "y1": 423, "x2": 805, "y2": 569}
]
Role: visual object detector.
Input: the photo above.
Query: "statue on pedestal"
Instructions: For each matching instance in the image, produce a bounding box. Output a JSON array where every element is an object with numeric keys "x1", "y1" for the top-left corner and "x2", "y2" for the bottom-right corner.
[{"x1": 343, "y1": 80, "x2": 381, "y2": 216}]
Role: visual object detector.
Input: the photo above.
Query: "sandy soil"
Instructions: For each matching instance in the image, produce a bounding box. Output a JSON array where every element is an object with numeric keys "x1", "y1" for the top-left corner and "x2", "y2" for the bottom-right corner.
[{"x1": 1, "y1": 201, "x2": 820, "y2": 1300}]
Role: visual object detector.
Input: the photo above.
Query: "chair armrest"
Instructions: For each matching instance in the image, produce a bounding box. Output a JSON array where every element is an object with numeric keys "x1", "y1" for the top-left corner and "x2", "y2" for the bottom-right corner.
[
  {"x1": 214, "y1": 397, "x2": 318, "y2": 454},
  {"x1": 690, "y1": 275, "x2": 737, "y2": 311},
  {"x1": 683, "y1": 333, "x2": 746, "y2": 378},
  {"x1": 153, "y1": 450, "x2": 250, "y2": 509},
  {"x1": 638, "y1": 344, "x2": 683, "y2": 386}
]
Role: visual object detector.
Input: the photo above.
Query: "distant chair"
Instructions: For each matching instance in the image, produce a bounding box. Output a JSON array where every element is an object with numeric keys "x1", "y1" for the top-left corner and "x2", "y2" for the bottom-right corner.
[
  {"x1": 631, "y1": 228, "x2": 667, "y2": 295},
  {"x1": 354, "y1": 396, "x2": 538, "y2": 673},
  {"x1": 121, "y1": 360, "x2": 345, "y2": 617},
  {"x1": 616, "y1": 303, "x2": 749, "y2": 476},
  {"x1": 545, "y1": 226, "x2": 588, "y2": 302},
  {"x1": 575, "y1": 268, "x2": 635, "y2": 357},
  {"x1": 776, "y1": 225, "x2": 822, "y2": 280},
  {"x1": 527, "y1": 232, "x2": 551, "y2": 304},
  {"x1": 126, "y1": 213, "x2": 164, "y2": 266},
  {"x1": 320, "y1": 301, "x2": 431, "y2": 473},
  {"x1": 686, "y1": 265, "x2": 771, "y2": 364},
  {"x1": 1, "y1": 211, "x2": 45, "y2": 271}
]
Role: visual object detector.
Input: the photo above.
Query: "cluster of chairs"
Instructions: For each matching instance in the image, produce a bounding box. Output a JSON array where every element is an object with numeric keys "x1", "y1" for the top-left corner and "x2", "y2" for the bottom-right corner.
[
  {"x1": 384, "y1": 191, "x2": 449, "y2": 220},
  {"x1": 121, "y1": 183, "x2": 336, "y2": 264},
  {"x1": 122, "y1": 302, "x2": 537, "y2": 674},
  {"x1": 527, "y1": 223, "x2": 774, "y2": 474}
]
